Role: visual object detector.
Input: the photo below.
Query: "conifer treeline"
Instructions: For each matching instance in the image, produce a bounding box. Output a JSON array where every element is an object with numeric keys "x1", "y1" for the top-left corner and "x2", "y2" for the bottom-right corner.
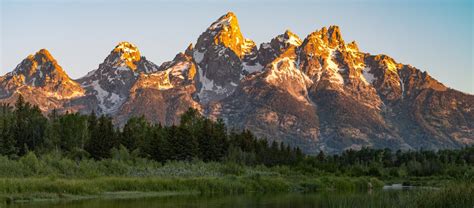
[
  {"x1": 0, "y1": 96, "x2": 303, "y2": 166},
  {"x1": 1, "y1": 96, "x2": 473, "y2": 177}
]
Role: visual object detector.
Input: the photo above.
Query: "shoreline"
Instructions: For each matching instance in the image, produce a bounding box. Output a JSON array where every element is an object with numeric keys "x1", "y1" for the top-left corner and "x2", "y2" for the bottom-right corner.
[
  {"x1": 0, "y1": 176, "x2": 383, "y2": 205},
  {"x1": 2, "y1": 191, "x2": 196, "y2": 205},
  {"x1": 0, "y1": 177, "x2": 471, "y2": 207}
]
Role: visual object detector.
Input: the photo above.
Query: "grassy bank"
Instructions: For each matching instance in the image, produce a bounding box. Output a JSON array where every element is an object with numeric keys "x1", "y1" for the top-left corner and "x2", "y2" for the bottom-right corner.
[
  {"x1": 0, "y1": 153, "x2": 387, "y2": 203},
  {"x1": 0, "y1": 153, "x2": 471, "y2": 205},
  {"x1": 0, "y1": 175, "x2": 383, "y2": 204}
]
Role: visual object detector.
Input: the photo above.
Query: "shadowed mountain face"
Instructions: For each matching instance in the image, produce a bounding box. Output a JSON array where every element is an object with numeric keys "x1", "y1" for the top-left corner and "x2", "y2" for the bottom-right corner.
[{"x1": 1, "y1": 12, "x2": 472, "y2": 154}]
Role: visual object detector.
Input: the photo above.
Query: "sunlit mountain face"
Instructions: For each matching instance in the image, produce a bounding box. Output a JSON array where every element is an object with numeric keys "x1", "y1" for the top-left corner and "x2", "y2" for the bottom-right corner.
[{"x1": 1, "y1": 12, "x2": 473, "y2": 154}]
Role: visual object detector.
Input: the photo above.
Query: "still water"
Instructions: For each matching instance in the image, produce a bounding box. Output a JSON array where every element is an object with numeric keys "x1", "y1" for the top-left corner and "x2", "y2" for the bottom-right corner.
[{"x1": 8, "y1": 191, "x2": 421, "y2": 208}]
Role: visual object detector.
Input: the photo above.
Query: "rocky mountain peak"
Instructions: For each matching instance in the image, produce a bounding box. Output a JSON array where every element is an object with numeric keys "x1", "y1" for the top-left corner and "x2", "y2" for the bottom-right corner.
[
  {"x1": 9, "y1": 49, "x2": 72, "y2": 87},
  {"x1": 76, "y1": 41, "x2": 159, "y2": 115},
  {"x1": 346, "y1": 41, "x2": 360, "y2": 52},
  {"x1": 191, "y1": 12, "x2": 258, "y2": 104},
  {"x1": 327, "y1": 25, "x2": 344, "y2": 47},
  {"x1": 0, "y1": 48, "x2": 84, "y2": 106},
  {"x1": 195, "y1": 12, "x2": 255, "y2": 58},
  {"x1": 33, "y1": 49, "x2": 55, "y2": 62},
  {"x1": 210, "y1": 12, "x2": 237, "y2": 29},
  {"x1": 184, "y1": 43, "x2": 194, "y2": 56},
  {"x1": 258, "y1": 30, "x2": 303, "y2": 67},
  {"x1": 302, "y1": 25, "x2": 345, "y2": 51},
  {"x1": 281, "y1": 30, "x2": 302, "y2": 46},
  {"x1": 104, "y1": 41, "x2": 142, "y2": 71}
]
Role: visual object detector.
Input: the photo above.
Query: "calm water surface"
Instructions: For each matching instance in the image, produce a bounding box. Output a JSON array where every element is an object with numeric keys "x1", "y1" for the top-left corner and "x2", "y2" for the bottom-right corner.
[{"x1": 8, "y1": 191, "x2": 418, "y2": 208}]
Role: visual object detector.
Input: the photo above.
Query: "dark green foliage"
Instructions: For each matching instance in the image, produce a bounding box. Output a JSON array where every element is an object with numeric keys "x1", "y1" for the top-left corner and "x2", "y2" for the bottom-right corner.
[
  {"x1": 167, "y1": 125, "x2": 198, "y2": 161},
  {"x1": 0, "y1": 97, "x2": 301, "y2": 166},
  {"x1": 86, "y1": 115, "x2": 117, "y2": 160},
  {"x1": 0, "y1": 97, "x2": 473, "y2": 180},
  {"x1": 297, "y1": 146, "x2": 474, "y2": 179},
  {"x1": 45, "y1": 111, "x2": 88, "y2": 153},
  {"x1": 120, "y1": 116, "x2": 150, "y2": 151},
  {"x1": 0, "y1": 104, "x2": 16, "y2": 156},
  {"x1": 13, "y1": 95, "x2": 48, "y2": 155}
]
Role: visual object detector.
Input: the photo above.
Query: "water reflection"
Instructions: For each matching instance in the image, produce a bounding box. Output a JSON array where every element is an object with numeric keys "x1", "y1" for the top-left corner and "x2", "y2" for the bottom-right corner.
[{"x1": 8, "y1": 191, "x2": 419, "y2": 208}]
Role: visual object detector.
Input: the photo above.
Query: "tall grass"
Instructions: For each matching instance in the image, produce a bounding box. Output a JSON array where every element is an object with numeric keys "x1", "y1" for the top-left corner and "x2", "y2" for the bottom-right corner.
[
  {"x1": 0, "y1": 176, "x2": 383, "y2": 196},
  {"x1": 411, "y1": 183, "x2": 474, "y2": 208},
  {"x1": 2, "y1": 152, "x2": 471, "y2": 207}
]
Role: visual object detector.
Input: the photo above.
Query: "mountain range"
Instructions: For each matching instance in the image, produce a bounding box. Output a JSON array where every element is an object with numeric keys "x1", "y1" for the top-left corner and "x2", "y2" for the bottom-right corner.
[{"x1": 1, "y1": 12, "x2": 472, "y2": 154}]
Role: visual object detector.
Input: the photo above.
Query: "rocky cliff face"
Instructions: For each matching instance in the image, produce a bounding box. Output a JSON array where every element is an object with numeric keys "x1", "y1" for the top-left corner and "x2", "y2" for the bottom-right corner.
[
  {"x1": 1, "y1": 12, "x2": 472, "y2": 154},
  {"x1": 73, "y1": 42, "x2": 160, "y2": 115},
  {"x1": 0, "y1": 49, "x2": 84, "y2": 111},
  {"x1": 193, "y1": 12, "x2": 261, "y2": 104},
  {"x1": 115, "y1": 46, "x2": 201, "y2": 126}
]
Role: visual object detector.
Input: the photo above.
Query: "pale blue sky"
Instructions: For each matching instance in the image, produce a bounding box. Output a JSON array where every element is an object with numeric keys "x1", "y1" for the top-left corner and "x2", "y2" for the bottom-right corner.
[{"x1": 1, "y1": 0, "x2": 473, "y2": 93}]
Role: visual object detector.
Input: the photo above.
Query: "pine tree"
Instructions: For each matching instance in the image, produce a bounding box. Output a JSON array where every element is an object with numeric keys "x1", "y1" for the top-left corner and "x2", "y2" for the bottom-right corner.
[
  {"x1": 0, "y1": 104, "x2": 16, "y2": 156},
  {"x1": 86, "y1": 115, "x2": 117, "y2": 159},
  {"x1": 44, "y1": 109, "x2": 61, "y2": 152},
  {"x1": 58, "y1": 113, "x2": 88, "y2": 152},
  {"x1": 178, "y1": 125, "x2": 198, "y2": 161},
  {"x1": 120, "y1": 116, "x2": 150, "y2": 151},
  {"x1": 13, "y1": 95, "x2": 47, "y2": 155},
  {"x1": 144, "y1": 124, "x2": 171, "y2": 162}
]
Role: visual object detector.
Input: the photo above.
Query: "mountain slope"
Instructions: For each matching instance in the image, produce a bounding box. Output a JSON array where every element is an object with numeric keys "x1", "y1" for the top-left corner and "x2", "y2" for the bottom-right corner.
[
  {"x1": 1, "y1": 12, "x2": 472, "y2": 154},
  {"x1": 193, "y1": 12, "x2": 261, "y2": 104},
  {"x1": 207, "y1": 33, "x2": 320, "y2": 152},
  {"x1": 74, "y1": 42, "x2": 160, "y2": 115},
  {"x1": 115, "y1": 45, "x2": 201, "y2": 125}
]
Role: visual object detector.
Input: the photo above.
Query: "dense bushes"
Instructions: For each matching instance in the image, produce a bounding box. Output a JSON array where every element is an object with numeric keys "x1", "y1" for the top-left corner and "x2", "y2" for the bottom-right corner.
[{"x1": 298, "y1": 146, "x2": 474, "y2": 180}]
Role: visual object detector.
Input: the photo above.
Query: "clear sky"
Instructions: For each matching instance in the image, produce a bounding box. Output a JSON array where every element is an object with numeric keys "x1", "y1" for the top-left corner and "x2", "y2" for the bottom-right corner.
[{"x1": 1, "y1": 0, "x2": 473, "y2": 93}]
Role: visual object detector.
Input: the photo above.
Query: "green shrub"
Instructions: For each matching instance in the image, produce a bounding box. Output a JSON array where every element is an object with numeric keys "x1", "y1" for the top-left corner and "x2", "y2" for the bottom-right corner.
[
  {"x1": 19, "y1": 152, "x2": 41, "y2": 176},
  {"x1": 219, "y1": 162, "x2": 244, "y2": 176}
]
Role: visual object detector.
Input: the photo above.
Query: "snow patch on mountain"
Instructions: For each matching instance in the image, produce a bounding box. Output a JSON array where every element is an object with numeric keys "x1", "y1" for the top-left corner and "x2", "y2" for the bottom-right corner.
[
  {"x1": 196, "y1": 64, "x2": 234, "y2": 104},
  {"x1": 88, "y1": 80, "x2": 107, "y2": 111},
  {"x1": 398, "y1": 74, "x2": 405, "y2": 99},
  {"x1": 242, "y1": 62, "x2": 263, "y2": 74},
  {"x1": 361, "y1": 67, "x2": 376, "y2": 85},
  {"x1": 193, "y1": 50, "x2": 205, "y2": 63},
  {"x1": 326, "y1": 49, "x2": 344, "y2": 85},
  {"x1": 210, "y1": 15, "x2": 233, "y2": 30},
  {"x1": 168, "y1": 62, "x2": 189, "y2": 80},
  {"x1": 261, "y1": 43, "x2": 271, "y2": 49},
  {"x1": 265, "y1": 57, "x2": 312, "y2": 86},
  {"x1": 116, "y1": 66, "x2": 130, "y2": 71},
  {"x1": 198, "y1": 67, "x2": 215, "y2": 93},
  {"x1": 85, "y1": 80, "x2": 125, "y2": 114},
  {"x1": 286, "y1": 35, "x2": 302, "y2": 46}
]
